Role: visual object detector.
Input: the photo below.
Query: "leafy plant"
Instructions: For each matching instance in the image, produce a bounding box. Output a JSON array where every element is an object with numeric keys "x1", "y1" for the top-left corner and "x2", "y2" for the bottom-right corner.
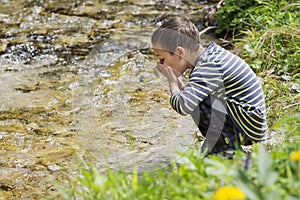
[
  {"x1": 237, "y1": 23, "x2": 300, "y2": 76},
  {"x1": 214, "y1": 0, "x2": 258, "y2": 35},
  {"x1": 215, "y1": 0, "x2": 300, "y2": 35},
  {"x1": 215, "y1": 0, "x2": 300, "y2": 92},
  {"x1": 236, "y1": 113, "x2": 300, "y2": 199}
]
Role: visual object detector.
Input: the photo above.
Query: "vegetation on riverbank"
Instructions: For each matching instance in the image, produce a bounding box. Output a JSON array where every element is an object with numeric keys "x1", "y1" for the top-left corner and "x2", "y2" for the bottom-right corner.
[
  {"x1": 215, "y1": 0, "x2": 300, "y2": 125},
  {"x1": 56, "y1": 0, "x2": 300, "y2": 199}
]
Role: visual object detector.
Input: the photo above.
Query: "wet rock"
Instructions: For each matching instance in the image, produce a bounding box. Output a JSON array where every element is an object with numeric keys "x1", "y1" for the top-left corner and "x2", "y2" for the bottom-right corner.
[
  {"x1": 36, "y1": 146, "x2": 73, "y2": 166},
  {"x1": 2, "y1": 43, "x2": 40, "y2": 64},
  {"x1": 56, "y1": 33, "x2": 89, "y2": 45},
  {"x1": 15, "y1": 83, "x2": 40, "y2": 93},
  {"x1": 47, "y1": 164, "x2": 61, "y2": 172},
  {"x1": 0, "y1": 42, "x2": 8, "y2": 53}
]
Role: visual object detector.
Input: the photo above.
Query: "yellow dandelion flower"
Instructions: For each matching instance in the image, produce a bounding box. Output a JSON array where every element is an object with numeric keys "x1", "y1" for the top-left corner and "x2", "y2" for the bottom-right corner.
[
  {"x1": 213, "y1": 186, "x2": 246, "y2": 200},
  {"x1": 290, "y1": 151, "x2": 300, "y2": 161}
]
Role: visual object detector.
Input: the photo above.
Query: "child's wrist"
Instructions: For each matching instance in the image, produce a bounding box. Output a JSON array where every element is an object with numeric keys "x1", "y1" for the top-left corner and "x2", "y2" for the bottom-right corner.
[{"x1": 169, "y1": 81, "x2": 181, "y2": 94}]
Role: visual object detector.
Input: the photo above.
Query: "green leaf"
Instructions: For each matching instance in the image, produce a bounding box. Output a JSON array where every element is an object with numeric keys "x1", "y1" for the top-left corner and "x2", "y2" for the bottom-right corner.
[
  {"x1": 236, "y1": 169, "x2": 262, "y2": 200},
  {"x1": 176, "y1": 156, "x2": 196, "y2": 170},
  {"x1": 272, "y1": 114, "x2": 300, "y2": 130},
  {"x1": 291, "y1": 82, "x2": 300, "y2": 93},
  {"x1": 281, "y1": 75, "x2": 291, "y2": 81},
  {"x1": 132, "y1": 168, "x2": 138, "y2": 193},
  {"x1": 256, "y1": 145, "x2": 278, "y2": 186},
  {"x1": 204, "y1": 158, "x2": 227, "y2": 177}
]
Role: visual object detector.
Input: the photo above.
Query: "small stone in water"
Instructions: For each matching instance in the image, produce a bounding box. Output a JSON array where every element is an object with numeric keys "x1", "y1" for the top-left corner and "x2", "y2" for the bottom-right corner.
[{"x1": 47, "y1": 164, "x2": 61, "y2": 172}]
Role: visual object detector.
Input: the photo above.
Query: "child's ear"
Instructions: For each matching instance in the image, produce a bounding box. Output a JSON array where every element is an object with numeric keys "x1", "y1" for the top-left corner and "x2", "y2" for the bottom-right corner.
[{"x1": 175, "y1": 46, "x2": 185, "y2": 57}]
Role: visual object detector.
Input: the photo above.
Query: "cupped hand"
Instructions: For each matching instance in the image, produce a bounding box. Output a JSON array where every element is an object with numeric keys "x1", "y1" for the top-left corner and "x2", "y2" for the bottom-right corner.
[
  {"x1": 156, "y1": 62, "x2": 183, "y2": 93},
  {"x1": 156, "y1": 62, "x2": 179, "y2": 82}
]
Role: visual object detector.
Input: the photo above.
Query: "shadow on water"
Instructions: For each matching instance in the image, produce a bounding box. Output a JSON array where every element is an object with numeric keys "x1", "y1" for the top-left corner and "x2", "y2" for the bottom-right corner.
[{"x1": 0, "y1": 0, "x2": 217, "y2": 198}]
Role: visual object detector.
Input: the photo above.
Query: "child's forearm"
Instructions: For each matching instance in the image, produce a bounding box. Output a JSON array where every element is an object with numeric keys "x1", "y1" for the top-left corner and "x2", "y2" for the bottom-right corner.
[
  {"x1": 177, "y1": 77, "x2": 185, "y2": 90},
  {"x1": 169, "y1": 80, "x2": 181, "y2": 94},
  {"x1": 168, "y1": 76, "x2": 185, "y2": 94}
]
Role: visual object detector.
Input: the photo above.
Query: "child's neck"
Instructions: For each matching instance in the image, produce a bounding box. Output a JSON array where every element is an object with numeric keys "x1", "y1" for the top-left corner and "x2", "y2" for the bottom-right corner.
[{"x1": 186, "y1": 46, "x2": 204, "y2": 69}]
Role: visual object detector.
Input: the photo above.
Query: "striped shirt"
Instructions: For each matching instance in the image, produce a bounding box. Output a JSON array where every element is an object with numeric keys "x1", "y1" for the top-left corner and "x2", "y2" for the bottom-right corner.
[{"x1": 170, "y1": 42, "x2": 267, "y2": 141}]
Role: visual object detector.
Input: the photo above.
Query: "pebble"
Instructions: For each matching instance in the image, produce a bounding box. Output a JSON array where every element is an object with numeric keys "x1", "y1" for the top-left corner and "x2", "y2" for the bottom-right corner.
[{"x1": 47, "y1": 164, "x2": 61, "y2": 172}]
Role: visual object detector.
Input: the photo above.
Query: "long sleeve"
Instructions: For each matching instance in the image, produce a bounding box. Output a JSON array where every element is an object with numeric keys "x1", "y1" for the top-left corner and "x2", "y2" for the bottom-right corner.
[{"x1": 170, "y1": 62, "x2": 224, "y2": 115}]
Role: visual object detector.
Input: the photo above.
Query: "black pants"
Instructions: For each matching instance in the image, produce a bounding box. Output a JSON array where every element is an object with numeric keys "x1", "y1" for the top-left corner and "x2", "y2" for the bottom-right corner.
[{"x1": 190, "y1": 96, "x2": 251, "y2": 154}]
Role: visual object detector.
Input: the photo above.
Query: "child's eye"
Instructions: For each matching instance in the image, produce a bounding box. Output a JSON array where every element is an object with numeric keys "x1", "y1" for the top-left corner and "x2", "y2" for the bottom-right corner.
[{"x1": 159, "y1": 58, "x2": 165, "y2": 64}]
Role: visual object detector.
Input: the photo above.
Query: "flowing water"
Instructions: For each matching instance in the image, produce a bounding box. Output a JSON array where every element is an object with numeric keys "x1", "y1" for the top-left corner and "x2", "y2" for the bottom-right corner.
[{"x1": 0, "y1": 0, "x2": 217, "y2": 198}]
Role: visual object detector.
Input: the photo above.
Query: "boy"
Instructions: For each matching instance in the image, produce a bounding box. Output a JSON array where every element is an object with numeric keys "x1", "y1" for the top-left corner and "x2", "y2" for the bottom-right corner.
[{"x1": 151, "y1": 17, "x2": 267, "y2": 157}]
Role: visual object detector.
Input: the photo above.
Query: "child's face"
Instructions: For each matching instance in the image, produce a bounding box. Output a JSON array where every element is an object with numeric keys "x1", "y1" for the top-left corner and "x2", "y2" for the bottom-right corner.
[{"x1": 153, "y1": 44, "x2": 187, "y2": 75}]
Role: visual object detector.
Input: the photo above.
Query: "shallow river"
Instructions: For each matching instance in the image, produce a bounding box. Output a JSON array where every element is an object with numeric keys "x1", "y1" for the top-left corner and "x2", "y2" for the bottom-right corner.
[{"x1": 0, "y1": 0, "x2": 217, "y2": 198}]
